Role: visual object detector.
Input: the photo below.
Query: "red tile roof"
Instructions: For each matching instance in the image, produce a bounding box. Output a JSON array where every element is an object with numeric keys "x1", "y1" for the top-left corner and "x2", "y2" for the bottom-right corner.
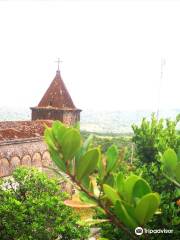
[
  {"x1": 0, "y1": 120, "x2": 52, "y2": 141},
  {"x1": 37, "y1": 70, "x2": 76, "y2": 109}
]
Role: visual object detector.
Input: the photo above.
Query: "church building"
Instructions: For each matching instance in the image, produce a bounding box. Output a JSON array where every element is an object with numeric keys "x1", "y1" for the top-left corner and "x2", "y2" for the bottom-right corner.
[
  {"x1": 31, "y1": 66, "x2": 81, "y2": 125},
  {"x1": 0, "y1": 62, "x2": 82, "y2": 177}
]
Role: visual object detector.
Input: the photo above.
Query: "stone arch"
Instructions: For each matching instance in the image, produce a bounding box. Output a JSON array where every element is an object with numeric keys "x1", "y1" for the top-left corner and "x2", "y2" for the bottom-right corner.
[
  {"x1": 42, "y1": 151, "x2": 51, "y2": 167},
  {"x1": 21, "y1": 154, "x2": 32, "y2": 167},
  {"x1": 10, "y1": 156, "x2": 21, "y2": 172},
  {"x1": 0, "y1": 158, "x2": 10, "y2": 177},
  {"x1": 32, "y1": 152, "x2": 42, "y2": 167}
]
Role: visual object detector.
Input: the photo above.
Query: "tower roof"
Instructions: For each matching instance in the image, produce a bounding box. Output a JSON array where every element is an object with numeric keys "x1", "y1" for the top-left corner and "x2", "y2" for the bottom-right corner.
[{"x1": 37, "y1": 70, "x2": 77, "y2": 110}]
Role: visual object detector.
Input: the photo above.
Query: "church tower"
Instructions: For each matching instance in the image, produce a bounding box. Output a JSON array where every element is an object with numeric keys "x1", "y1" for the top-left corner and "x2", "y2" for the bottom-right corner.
[{"x1": 30, "y1": 66, "x2": 81, "y2": 125}]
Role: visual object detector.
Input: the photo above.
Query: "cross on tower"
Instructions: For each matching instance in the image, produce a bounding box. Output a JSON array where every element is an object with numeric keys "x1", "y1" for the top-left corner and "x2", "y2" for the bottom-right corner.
[{"x1": 55, "y1": 58, "x2": 62, "y2": 71}]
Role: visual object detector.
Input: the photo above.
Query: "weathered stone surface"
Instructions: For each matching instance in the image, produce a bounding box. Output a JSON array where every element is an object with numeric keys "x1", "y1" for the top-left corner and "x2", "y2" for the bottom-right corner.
[
  {"x1": 21, "y1": 155, "x2": 32, "y2": 166},
  {"x1": 10, "y1": 156, "x2": 21, "y2": 172},
  {"x1": 0, "y1": 139, "x2": 48, "y2": 177},
  {"x1": 0, "y1": 158, "x2": 10, "y2": 177},
  {"x1": 32, "y1": 152, "x2": 42, "y2": 167},
  {"x1": 0, "y1": 121, "x2": 52, "y2": 141},
  {"x1": 42, "y1": 151, "x2": 51, "y2": 167}
]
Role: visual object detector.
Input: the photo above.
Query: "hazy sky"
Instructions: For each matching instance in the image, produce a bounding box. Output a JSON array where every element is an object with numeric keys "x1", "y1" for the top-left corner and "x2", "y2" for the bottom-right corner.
[{"x1": 0, "y1": 0, "x2": 179, "y2": 111}]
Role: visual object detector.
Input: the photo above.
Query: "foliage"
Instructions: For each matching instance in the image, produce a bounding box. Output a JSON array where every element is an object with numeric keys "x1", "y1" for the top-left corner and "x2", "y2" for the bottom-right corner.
[
  {"x1": 0, "y1": 167, "x2": 89, "y2": 240},
  {"x1": 109, "y1": 174, "x2": 159, "y2": 227},
  {"x1": 44, "y1": 121, "x2": 160, "y2": 238},
  {"x1": 161, "y1": 148, "x2": 180, "y2": 187},
  {"x1": 95, "y1": 208, "x2": 130, "y2": 240},
  {"x1": 132, "y1": 113, "x2": 180, "y2": 164},
  {"x1": 160, "y1": 148, "x2": 180, "y2": 236},
  {"x1": 134, "y1": 150, "x2": 180, "y2": 239},
  {"x1": 81, "y1": 132, "x2": 135, "y2": 177},
  {"x1": 81, "y1": 130, "x2": 133, "y2": 158},
  {"x1": 96, "y1": 147, "x2": 180, "y2": 240}
]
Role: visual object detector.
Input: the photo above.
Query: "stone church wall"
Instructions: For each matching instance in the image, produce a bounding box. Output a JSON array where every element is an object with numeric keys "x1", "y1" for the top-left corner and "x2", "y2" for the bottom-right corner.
[{"x1": 0, "y1": 138, "x2": 51, "y2": 177}]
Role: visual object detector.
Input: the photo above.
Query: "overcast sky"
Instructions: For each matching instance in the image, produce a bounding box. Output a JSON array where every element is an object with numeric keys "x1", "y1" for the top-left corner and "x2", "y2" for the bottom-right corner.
[{"x1": 0, "y1": 0, "x2": 179, "y2": 111}]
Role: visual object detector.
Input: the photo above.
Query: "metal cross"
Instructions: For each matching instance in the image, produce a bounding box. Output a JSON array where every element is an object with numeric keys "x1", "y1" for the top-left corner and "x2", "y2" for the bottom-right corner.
[{"x1": 55, "y1": 58, "x2": 62, "y2": 71}]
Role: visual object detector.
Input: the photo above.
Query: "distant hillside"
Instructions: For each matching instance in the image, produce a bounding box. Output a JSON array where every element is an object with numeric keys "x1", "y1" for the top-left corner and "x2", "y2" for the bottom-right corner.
[
  {"x1": 0, "y1": 107, "x2": 179, "y2": 134},
  {"x1": 0, "y1": 107, "x2": 31, "y2": 121},
  {"x1": 80, "y1": 109, "x2": 180, "y2": 133}
]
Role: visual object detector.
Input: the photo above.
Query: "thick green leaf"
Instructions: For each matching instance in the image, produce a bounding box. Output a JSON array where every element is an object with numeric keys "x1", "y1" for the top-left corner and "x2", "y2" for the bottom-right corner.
[
  {"x1": 44, "y1": 127, "x2": 57, "y2": 151},
  {"x1": 162, "y1": 149, "x2": 177, "y2": 174},
  {"x1": 132, "y1": 178, "x2": 152, "y2": 200},
  {"x1": 123, "y1": 175, "x2": 139, "y2": 203},
  {"x1": 81, "y1": 175, "x2": 94, "y2": 193},
  {"x1": 75, "y1": 134, "x2": 94, "y2": 166},
  {"x1": 135, "y1": 193, "x2": 160, "y2": 225},
  {"x1": 116, "y1": 172, "x2": 124, "y2": 195},
  {"x1": 52, "y1": 121, "x2": 67, "y2": 145},
  {"x1": 103, "y1": 184, "x2": 120, "y2": 205},
  {"x1": 123, "y1": 201, "x2": 137, "y2": 221},
  {"x1": 115, "y1": 201, "x2": 138, "y2": 228},
  {"x1": 106, "y1": 145, "x2": 119, "y2": 173},
  {"x1": 61, "y1": 128, "x2": 81, "y2": 160},
  {"x1": 76, "y1": 148, "x2": 100, "y2": 181},
  {"x1": 97, "y1": 156, "x2": 105, "y2": 180},
  {"x1": 49, "y1": 148, "x2": 66, "y2": 171}
]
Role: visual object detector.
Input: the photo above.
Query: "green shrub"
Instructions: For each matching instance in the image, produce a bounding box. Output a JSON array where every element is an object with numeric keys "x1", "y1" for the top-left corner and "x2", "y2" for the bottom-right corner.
[
  {"x1": 97, "y1": 219, "x2": 129, "y2": 240},
  {"x1": 134, "y1": 152, "x2": 180, "y2": 239},
  {"x1": 0, "y1": 167, "x2": 89, "y2": 240},
  {"x1": 161, "y1": 148, "x2": 180, "y2": 187},
  {"x1": 96, "y1": 148, "x2": 180, "y2": 240},
  {"x1": 44, "y1": 121, "x2": 160, "y2": 239},
  {"x1": 132, "y1": 113, "x2": 180, "y2": 164},
  {"x1": 81, "y1": 131, "x2": 133, "y2": 160}
]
